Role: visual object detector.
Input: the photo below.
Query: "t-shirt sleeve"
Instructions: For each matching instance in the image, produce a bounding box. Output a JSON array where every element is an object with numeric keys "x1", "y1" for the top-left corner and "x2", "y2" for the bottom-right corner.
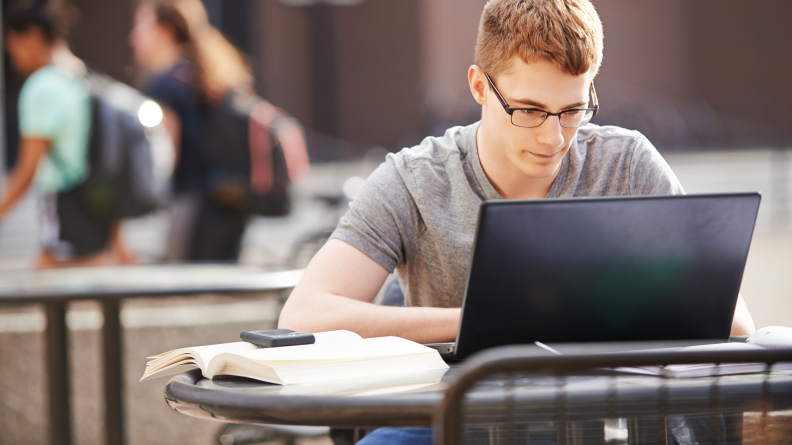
[
  {"x1": 331, "y1": 155, "x2": 420, "y2": 272},
  {"x1": 19, "y1": 81, "x2": 66, "y2": 139},
  {"x1": 630, "y1": 134, "x2": 686, "y2": 196}
]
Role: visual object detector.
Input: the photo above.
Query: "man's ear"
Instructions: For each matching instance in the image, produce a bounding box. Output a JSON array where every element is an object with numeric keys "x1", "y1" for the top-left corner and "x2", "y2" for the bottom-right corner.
[{"x1": 468, "y1": 65, "x2": 488, "y2": 106}]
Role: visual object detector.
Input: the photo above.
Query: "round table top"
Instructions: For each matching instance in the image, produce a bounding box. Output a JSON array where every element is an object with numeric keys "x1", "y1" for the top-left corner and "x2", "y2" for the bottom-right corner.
[
  {"x1": 164, "y1": 366, "x2": 792, "y2": 428},
  {"x1": 0, "y1": 264, "x2": 304, "y2": 301}
]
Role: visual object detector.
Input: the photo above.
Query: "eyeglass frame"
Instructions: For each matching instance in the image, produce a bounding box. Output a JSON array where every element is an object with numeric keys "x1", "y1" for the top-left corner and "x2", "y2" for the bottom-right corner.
[{"x1": 484, "y1": 72, "x2": 599, "y2": 129}]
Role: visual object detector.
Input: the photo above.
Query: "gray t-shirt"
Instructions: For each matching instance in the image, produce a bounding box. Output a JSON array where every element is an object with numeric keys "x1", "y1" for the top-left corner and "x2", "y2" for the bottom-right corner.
[{"x1": 332, "y1": 121, "x2": 685, "y2": 308}]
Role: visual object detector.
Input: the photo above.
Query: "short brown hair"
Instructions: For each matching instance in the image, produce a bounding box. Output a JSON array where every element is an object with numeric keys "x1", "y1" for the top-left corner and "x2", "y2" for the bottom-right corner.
[{"x1": 475, "y1": 0, "x2": 603, "y2": 78}]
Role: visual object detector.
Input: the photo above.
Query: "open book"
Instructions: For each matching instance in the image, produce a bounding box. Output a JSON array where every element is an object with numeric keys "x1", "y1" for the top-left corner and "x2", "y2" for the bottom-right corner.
[{"x1": 140, "y1": 330, "x2": 449, "y2": 385}]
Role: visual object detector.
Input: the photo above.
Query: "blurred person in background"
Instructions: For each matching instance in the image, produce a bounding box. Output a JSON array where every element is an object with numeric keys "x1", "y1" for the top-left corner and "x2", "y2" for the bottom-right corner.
[
  {"x1": 0, "y1": 1, "x2": 133, "y2": 267},
  {"x1": 129, "y1": 0, "x2": 255, "y2": 262}
]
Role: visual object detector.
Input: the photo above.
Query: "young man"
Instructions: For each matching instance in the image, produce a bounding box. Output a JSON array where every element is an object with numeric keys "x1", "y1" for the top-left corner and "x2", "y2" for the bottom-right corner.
[
  {"x1": 281, "y1": 1, "x2": 754, "y2": 442},
  {"x1": 279, "y1": 0, "x2": 755, "y2": 343},
  {"x1": 0, "y1": 4, "x2": 133, "y2": 266}
]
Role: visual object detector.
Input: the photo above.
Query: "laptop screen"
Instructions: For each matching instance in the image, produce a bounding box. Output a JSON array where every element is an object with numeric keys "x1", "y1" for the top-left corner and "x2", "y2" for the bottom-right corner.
[{"x1": 454, "y1": 193, "x2": 761, "y2": 359}]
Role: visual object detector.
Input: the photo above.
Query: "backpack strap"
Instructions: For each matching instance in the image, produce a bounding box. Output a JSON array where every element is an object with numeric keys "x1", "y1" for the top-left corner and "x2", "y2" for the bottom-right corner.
[
  {"x1": 249, "y1": 101, "x2": 278, "y2": 194},
  {"x1": 248, "y1": 100, "x2": 311, "y2": 195},
  {"x1": 274, "y1": 115, "x2": 310, "y2": 183}
]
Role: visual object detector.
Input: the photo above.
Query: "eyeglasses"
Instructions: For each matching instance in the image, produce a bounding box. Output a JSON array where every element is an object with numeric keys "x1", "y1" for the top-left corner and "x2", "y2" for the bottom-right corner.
[{"x1": 484, "y1": 72, "x2": 599, "y2": 129}]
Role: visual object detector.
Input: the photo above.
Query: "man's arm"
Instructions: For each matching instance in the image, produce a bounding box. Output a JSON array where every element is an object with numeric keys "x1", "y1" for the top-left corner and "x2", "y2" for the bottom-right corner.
[
  {"x1": 730, "y1": 294, "x2": 755, "y2": 336},
  {"x1": 278, "y1": 239, "x2": 460, "y2": 343},
  {"x1": 0, "y1": 137, "x2": 50, "y2": 221}
]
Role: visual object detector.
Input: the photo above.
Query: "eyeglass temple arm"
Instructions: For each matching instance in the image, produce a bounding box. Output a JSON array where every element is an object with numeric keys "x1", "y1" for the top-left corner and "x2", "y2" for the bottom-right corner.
[
  {"x1": 590, "y1": 82, "x2": 599, "y2": 115},
  {"x1": 484, "y1": 73, "x2": 512, "y2": 114},
  {"x1": 487, "y1": 71, "x2": 598, "y2": 116}
]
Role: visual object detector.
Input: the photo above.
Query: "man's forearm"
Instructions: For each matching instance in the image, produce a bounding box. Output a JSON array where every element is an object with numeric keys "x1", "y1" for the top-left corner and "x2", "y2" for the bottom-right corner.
[{"x1": 278, "y1": 292, "x2": 460, "y2": 344}]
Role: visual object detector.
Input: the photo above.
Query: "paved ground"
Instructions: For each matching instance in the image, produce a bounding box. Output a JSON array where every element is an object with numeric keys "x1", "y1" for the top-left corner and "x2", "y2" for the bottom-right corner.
[{"x1": 0, "y1": 150, "x2": 791, "y2": 445}]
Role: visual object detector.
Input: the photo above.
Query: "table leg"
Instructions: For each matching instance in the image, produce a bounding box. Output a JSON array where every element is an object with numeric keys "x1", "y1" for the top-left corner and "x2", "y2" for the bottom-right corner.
[
  {"x1": 103, "y1": 298, "x2": 125, "y2": 445},
  {"x1": 45, "y1": 300, "x2": 72, "y2": 445}
]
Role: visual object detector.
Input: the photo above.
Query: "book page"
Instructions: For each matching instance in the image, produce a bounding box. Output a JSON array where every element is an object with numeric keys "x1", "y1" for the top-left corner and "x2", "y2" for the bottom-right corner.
[
  {"x1": 203, "y1": 335, "x2": 449, "y2": 384},
  {"x1": 176, "y1": 331, "x2": 361, "y2": 366},
  {"x1": 313, "y1": 330, "x2": 362, "y2": 345},
  {"x1": 142, "y1": 330, "x2": 364, "y2": 382},
  {"x1": 143, "y1": 341, "x2": 260, "y2": 377},
  {"x1": 140, "y1": 363, "x2": 200, "y2": 382},
  {"x1": 186, "y1": 341, "x2": 262, "y2": 368},
  {"x1": 236, "y1": 336, "x2": 436, "y2": 363}
]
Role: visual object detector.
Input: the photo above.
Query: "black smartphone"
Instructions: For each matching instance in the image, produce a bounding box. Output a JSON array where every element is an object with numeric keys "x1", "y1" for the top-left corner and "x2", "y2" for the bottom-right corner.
[{"x1": 240, "y1": 329, "x2": 316, "y2": 347}]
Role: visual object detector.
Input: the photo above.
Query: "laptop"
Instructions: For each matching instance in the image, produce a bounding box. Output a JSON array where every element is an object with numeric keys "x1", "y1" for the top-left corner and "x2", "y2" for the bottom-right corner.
[{"x1": 426, "y1": 193, "x2": 761, "y2": 360}]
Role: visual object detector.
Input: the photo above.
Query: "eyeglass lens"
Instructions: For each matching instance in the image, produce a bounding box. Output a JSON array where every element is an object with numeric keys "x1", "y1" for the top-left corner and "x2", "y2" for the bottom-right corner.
[{"x1": 511, "y1": 109, "x2": 595, "y2": 128}]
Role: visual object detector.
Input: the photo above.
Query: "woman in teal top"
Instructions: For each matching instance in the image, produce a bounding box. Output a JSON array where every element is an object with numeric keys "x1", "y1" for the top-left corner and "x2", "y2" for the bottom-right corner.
[{"x1": 0, "y1": 4, "x2": 132, "y2": 266}]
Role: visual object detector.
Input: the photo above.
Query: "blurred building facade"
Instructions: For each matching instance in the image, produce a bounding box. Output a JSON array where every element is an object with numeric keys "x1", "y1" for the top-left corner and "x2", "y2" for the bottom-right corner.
[{"x1": 16, "y1": 0, "x2": 792, "y2": 161}]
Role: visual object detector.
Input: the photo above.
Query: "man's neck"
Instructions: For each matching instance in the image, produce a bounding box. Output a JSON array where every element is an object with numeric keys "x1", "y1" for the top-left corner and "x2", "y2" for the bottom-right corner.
[{"x1": 475, "y1": 123, "x2": 563, "y2": 200}]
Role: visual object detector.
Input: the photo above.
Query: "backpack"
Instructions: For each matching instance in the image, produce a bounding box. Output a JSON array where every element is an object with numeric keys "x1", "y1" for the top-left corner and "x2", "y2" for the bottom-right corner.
[
  {"x1": 51, "y1": 73, "x2": 168, "y2": 255},
  {"x1": 201, "y1": 90, "x2": 310, "y2": 216},
  {"x1": 70, "y1": 73, "x2": 167, "y2": 220}
]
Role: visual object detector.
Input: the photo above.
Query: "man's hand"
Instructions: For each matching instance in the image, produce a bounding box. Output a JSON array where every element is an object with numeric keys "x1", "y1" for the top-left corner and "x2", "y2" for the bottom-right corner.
[
  {"x1": 278, "y1": 239, "x2": 460, "y2": 343},
  {"x1": 0, "y1": 137, "x2": 50, "y2": 222}
]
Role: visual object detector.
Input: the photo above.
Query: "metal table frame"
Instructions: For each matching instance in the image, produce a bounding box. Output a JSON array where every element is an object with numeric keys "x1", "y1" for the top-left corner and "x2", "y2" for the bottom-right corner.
[
  {"x1": 162, "y1": 343, "x2": 792, "y2": 441},
  {"x1": 166, "y1": 369, "x2": 447, "y2": 428},
  {"x1": 0, "y1": 265, "x2": 303, "y2": 445},
  {"x1": 436, "y1": 345, "x2": 792, "y2": 444}
]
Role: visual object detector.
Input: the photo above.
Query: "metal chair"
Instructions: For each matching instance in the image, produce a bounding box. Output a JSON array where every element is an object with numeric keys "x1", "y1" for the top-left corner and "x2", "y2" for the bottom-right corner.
[{"x1": 436, "y1": 345, "x2": 792, "y2": 445}]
